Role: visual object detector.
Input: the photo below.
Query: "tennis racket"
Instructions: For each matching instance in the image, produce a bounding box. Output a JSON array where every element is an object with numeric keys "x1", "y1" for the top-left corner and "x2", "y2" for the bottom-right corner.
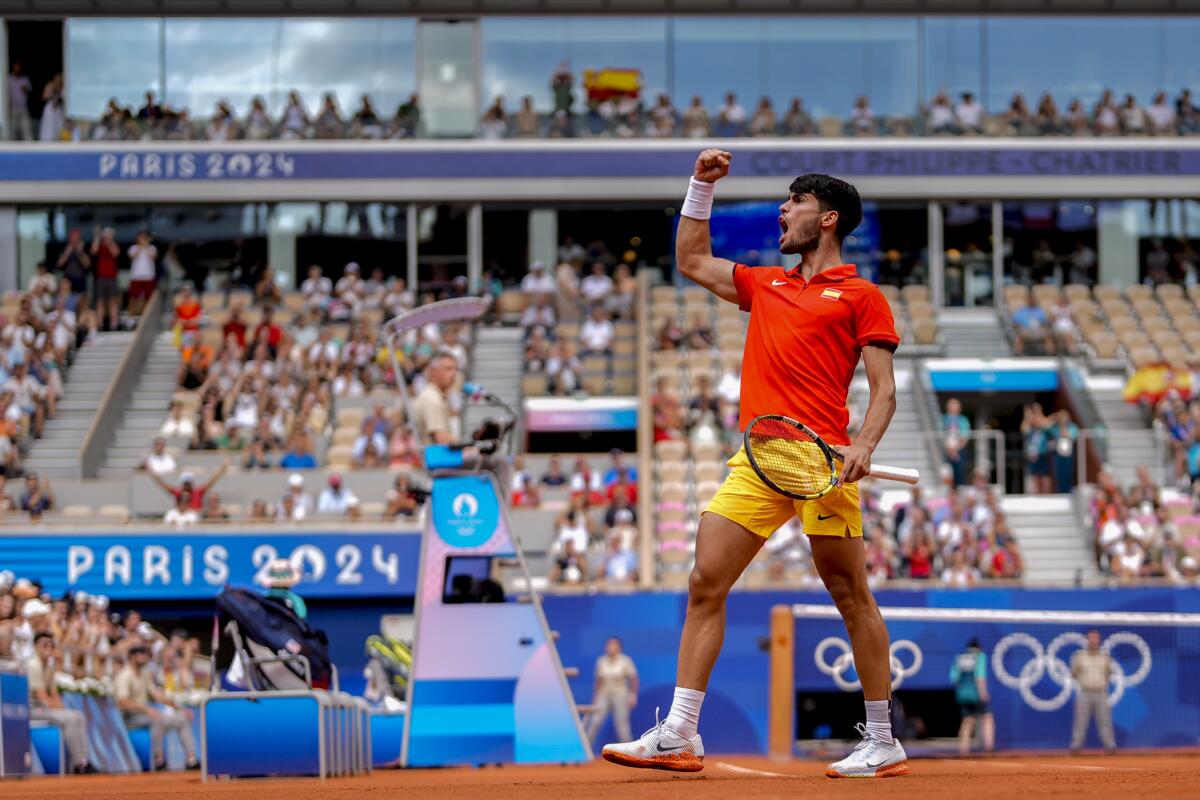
[{"x1": 743, "y1": 414, "x2": 920, "y2": 500}]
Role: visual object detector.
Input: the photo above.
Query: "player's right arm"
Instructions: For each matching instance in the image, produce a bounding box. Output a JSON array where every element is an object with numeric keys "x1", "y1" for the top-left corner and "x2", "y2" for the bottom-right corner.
[{"x1": 676, "y1": 149, "x2": 738, "y2": 305}]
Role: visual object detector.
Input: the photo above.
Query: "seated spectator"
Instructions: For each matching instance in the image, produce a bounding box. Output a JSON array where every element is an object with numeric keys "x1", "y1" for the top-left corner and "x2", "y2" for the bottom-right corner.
[
  {"x1": 25, "y1": 632, "x2": 97, "y2": 774},
  {"x1": 1034, "y1": 93, "x2": 1062, "y2": 135},
  {"x1": 715, "y1": 92, "x2": 746, "y2": 136},
  {"x1": 177, "y1": 349, "x2": 209, "y2": 391},
  {"x1": 150, "y1": 463, "x2": 228, "y2": 511},
  {"x1": 681, "y1": 95, "x2": 709, "y2": 137},
  {"x1": 1146, "y1": 90, "x2": 1176, "y2": 135},
  {"x1": 849, "y1": 95, "x2": 876, "y2": 135},
  {"x1": 927, "y1": 91, "x2": 956, "y2": 134},
  {"x1": 479, "y1": 96, "x2": 509, "y2": 139},
  {"x1": 381, "y1": 474, "x2": 421, "y2": 519},
  {"x1": 940, "y1": 550, "x2": 979, "y2": 588},
  {"x1": 202, "y1": 492, "x2": 230, "y2": 522},
  {"x1": 241, "y1": 437, "x2": 273, "y2": 470},
  {"x1": 904, "y1": 530, "x2": 936, "y2": 579},
  {"x1": 283, "y1": 473, "x2": 313, "y2": 520},
  {"x1": 173, "y1": 285, "x2": 202, "y2": 335},
  {"x1": 115, "y1": 645, "x2": 199, "y2": 770},
  {"x1": 5, "y1": 362, "x2": 45, "y2": 436},
  {"x1": 510, "y1": 454, "x2": 540, "y2": 508},
  {"x1": 579, "y1": 306, "x2": 614, "y2": 356},
  {"x1": 749, "y1": 97, "x2": 777, "y2": 136},
  {"x1": 685, "y1": 313, "x2": 713, "y2": 350},
  {"x1": 279, "y1": 434, "x2": 317, "y2": 469},
  {"x1": 781, "y1": 97, "x2": 813, "y2": 136},
  {"x1": 1094, "y1": 89, "x2": 1120, "y2": 135},
  {"x1": 514, "y1": 96, "x2": 539, "y2": 137},
  {"x1": 524, "y1": 326, "x2": 552, "y2": 371},
  {"x1": 657, "y1": 317, "x2": 684, "y2": 350},
  {"x1": 955, "y1": 92, "x2": 984, "y2": 134},
  {"x1": 1002, "y1": 92, "x2": 1032, "y2": 132},
  {"x1": 1119, "y1": 94, "x2": 1146, "y2": 135},
  {"x1": 603, "y1": 449, "x2": 638, "y2": 487},
  {"x1": 546, "y1": 341, "x2": 581, "y2": 395},
  {"x1": 520, "y1": 294, "x2": 557, "y2": 332},
  {"x1": 217, "y1": 420, "x2": 250, "y2": 451},
  {"x1": 600, "y1": 533, "x2": 639, "y2": 585},
  {"x1": 1178, "y1": 88, "x2": 1199, "y2": 135},
  {"x1": 317, "y1": 474, "x2": 358, "y2": 515},
  {"x1": 246, "y1": 499, "x2": 272, "y2": 521},
  {"x1": 352, "y1": 419, "x2": 388, "y2": 468},
  {"x1": 1011, "y1": 297, "x2": 1053, "y2": 355},
  {"x1": 160, "y1": 400, "x2": 196, "y2": 438},
  {"x1": 388, "y1": 425, "x2": 420, "y2": 469},
  {"x1": 555, "y1": 495, "x2": 595, "y2": 552},
  {"x1": 605, "y1": 485, "x2": 637, "y2": 528},
  {"x1": 164, "y1": 492, "x2": 199, "y2": 527},
  {"x1": 520, "y1": 261, "x2": 555, "y2": 296},
  {"x1": 580, "y1": 263, "x2": 613, "y2": 306},
  {"x1": 542, "y1": 455, "x2": 568, "y2": 487},
  {"x1": 569, "y1": 458, "x2": 605, "y2": 505},
  {"x1": 550, "y1": 538, "x2": 588, "y2": 585},
  {"x1": 20, "y1": 473, "x2": 53, "y2": 519},
  {"x1": 141, "y1": 437, "x2": 177, "y2": 475}
]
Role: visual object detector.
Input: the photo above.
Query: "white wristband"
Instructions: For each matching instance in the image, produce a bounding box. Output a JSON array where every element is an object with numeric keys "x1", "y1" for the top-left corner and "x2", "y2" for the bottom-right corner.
[{"x1": 681, "y1": 177, "x2": 715, "y2": 220}]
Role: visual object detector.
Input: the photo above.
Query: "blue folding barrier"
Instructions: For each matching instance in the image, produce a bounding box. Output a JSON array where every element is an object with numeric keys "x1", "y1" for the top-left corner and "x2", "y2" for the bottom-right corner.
[
  {"x1": 201, "y1": 690, "x2": 370, "y2": 780},
  {"x1": 29, "y1": 723, "x2": 64, "y2": 775},
  {"x1": 370, "y1": 709, "x2": 405, "y2": 768},
  {"x1": 62, "y1": 694, "x2": 139, "y2": 774}
]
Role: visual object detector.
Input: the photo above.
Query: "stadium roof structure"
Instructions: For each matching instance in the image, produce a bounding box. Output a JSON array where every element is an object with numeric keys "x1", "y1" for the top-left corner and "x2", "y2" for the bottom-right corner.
[{"x1": 2, "y1": 0, "x2": 1199, "y2": 15}]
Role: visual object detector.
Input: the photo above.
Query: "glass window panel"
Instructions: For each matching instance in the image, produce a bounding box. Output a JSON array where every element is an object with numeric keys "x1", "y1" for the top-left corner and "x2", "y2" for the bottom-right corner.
[
  {"x1": 164, "y1": 18, "x2": 277, "y2": 118},
  {"x1": 942, "y1": 202, "x2": 993, "y2": 307},
  {"x1": 65, "y1": 18, "x2": 162, "y2": 119},
  {"x1": 765, "y1": 18, "x2": 918, "y2": 120},
  {"x1": 482, "y1": 17, "x2": 667, "y2": 115},
  {"x1": 277, "y1": 18, "x2": 415, "y2": 120},
  {"x1": 985, "y1": 17, "x2": 1161, "y2": 113},
  {"x1": 482, "y1": 19, "x2": 569, "y2": 113},
  {"x1": 673, "y1": 18, "x2": 764, "y2": 115},
  {"x1": 417, "y1": 20, "x2": 478, "y2": 137},
  {"x1": 923, "y1": 17, "x2": 982, "y2": 103},
  {"x1": 1164, "y1": 19, "x2": 1200, "y2": 92}
]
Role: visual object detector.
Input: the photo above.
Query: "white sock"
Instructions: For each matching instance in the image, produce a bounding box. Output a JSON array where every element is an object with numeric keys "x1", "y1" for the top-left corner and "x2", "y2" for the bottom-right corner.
[
  {"x1": 664, "y1": 686, "x2": 705, "y2": 739},
  {"x1": 864, "y1": 699, "x2": 892, "y2": 743}
]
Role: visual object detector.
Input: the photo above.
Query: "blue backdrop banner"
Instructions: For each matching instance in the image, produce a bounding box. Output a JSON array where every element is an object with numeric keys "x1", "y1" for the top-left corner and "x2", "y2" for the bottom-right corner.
[
  {"x1": 0, "y1": 144, "x2": 1197, "y2": 182},
  {"x1": 0, "y1": 531, "x2": 422, "y2": 600}
]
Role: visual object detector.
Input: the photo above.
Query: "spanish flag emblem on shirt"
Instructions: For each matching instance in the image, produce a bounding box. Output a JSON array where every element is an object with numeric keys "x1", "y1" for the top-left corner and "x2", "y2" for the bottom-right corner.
[{"x1": 821, "y1": 288, "x2": 843, "y2": 301}]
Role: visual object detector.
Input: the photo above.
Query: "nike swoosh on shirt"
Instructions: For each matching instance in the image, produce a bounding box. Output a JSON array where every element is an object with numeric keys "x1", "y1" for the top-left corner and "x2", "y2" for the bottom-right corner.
[{"x1": 771, "y1": 279, "x2": 788, "y2": 286}]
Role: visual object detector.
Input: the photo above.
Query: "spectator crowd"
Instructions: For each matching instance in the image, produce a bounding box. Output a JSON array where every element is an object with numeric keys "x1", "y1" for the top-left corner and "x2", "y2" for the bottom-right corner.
[
  {"x1": 0, "y1": 571, "x2": 204, "y2": 773},
  {"x1": 1087, "y1": 465, "x2": 1200, "y2": 585}
]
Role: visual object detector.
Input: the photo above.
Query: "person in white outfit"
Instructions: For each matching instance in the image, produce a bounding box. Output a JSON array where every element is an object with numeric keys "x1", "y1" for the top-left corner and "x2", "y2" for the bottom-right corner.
[{"x1": 586, "y1": 637, "x2": 639, "y2": 745}]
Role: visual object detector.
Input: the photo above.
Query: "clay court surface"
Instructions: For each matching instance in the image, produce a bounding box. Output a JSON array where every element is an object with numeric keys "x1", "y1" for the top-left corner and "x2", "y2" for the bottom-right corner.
[{"x1": 4, "y1": 753, "x2": 1198, "y2": 800}]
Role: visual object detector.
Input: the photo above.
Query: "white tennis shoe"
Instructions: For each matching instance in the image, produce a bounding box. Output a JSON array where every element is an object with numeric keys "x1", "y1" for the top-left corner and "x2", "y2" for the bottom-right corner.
[
  {"x1": 601, "y1": 708, "x2": 704, "y2": 772},
  {"x1": 825, "y1": 723, "x2": 910, "y2": 778}
]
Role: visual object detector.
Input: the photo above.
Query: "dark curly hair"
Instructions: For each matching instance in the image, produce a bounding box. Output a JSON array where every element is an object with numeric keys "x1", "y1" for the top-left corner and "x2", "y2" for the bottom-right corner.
[{"x1": 788, "y1": 174, "x2": 863, "y2": 241}]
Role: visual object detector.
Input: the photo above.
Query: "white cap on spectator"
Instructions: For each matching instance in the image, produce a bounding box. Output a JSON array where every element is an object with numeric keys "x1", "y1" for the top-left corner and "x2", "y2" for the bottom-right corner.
[
  {"x1": 23, "y1": 599, "x2": 50, "y2": 618},
  {"x1": 74, "y1": 590, "x2": 89, "y2": 605},
  {"x1": 288, "y1": 473, "x2": 305, "y2": 488},
  {"x1": 0, "y1": 570, "x2": 13, "y2": 591},
  {"x1": 1182, "y1": 556, "x2": 1199, "y2": 573},
  {"x1": 136, "y1": 621, "x2": 155, "y2": 639},
  {"x1": 530, "y1": 261, "x2": 545, "y2": 271},
  {"x1": 180, "y1": 471, "x2": 195, "y2": 484},
  {"x1": 91, "y1": 595, "x2": 109, "y2": 610},
  {"x1": 345, "y1": 262, "x2": 360, "y2": 274}
]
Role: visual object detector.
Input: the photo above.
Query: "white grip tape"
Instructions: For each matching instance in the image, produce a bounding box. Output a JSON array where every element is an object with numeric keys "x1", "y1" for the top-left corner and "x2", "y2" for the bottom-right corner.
[
  {"x1": 681, "y1": 177, "x2": 715, "y2": 220},
  {"x1": 868, "y1": 464, "x2": 921, "y2": 485}
]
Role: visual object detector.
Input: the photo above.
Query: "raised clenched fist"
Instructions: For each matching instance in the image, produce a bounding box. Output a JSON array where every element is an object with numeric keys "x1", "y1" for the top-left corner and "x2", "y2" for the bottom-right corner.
[{"x1": 693, "y1": 148, "x2": 732, "y2": 183}]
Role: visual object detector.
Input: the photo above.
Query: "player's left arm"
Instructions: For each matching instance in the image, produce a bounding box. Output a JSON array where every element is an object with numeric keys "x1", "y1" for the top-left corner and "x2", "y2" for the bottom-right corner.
[{"x1": 838, "y1": 345, "x2": 897, "y2": 483}]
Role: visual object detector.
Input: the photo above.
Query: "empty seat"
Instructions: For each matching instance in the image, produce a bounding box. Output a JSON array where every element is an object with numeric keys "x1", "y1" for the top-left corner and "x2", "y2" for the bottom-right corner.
[
  {"x1": 327, "y1": 445, "x2": 353, "y2": 469},
  {"x1": 332, "y1": 427, "x2": 359, "y2": 447},
  {"x1": 658, "y1": 460, "x2": 687, "y2": 483},
  {"x1": 1087, "y1": 331, "x2": 1120, "y2": 359},
  {"x1": 1125, "y1": 284, "x2": 1153, "y2": 302},
  {"x1": 658, "y1": 481, "x2": 688, "y2": 503},
  {"x1": 693, "y1": 461, "x2": 724, "y2": 483},
  {"x1": 1063, "y1": 284, "x2": 1092, "y2": 302},
  {"x1": 692, "y1": 440, "x2": 724, "y2": 462},
  {"x1": 900, "y1": 285, "x2": 930, "y2": 304},
  {"x1": 522, "y1": 373, "x2": 549, "y2": 396},
  {"x1": 336, "y1": 407, "x2": 364, "y2": 428},
  {"x1": 1156, "y1": 283, "x2": 1184, "y2": 302},
  {"x1": 98, "y1": 505, "x2": 130, "y2": 522},
  {"x1": 62, "y1": 505, "x2": 92, "y2": 518}
]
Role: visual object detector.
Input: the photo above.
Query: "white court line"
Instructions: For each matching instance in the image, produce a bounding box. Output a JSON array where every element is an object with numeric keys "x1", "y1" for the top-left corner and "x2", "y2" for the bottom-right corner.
[
  {"x1": 952, "y1": 759, "x2": 1140, "y2": 773},
  {"x1": 711, "y1": 761, "x2": 794, "y2": 778}
]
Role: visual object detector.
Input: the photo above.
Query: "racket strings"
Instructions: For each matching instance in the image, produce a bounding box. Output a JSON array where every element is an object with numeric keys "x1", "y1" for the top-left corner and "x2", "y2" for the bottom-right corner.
[{"x1": 746, "y1": 418, "x2": 834, "y2": 497}]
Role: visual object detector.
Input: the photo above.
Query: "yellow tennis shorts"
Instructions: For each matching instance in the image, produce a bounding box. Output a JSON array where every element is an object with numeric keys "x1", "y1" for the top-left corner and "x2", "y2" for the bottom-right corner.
[{"x1": 704, "y1": 446, "x2": 862, "y2": 539}]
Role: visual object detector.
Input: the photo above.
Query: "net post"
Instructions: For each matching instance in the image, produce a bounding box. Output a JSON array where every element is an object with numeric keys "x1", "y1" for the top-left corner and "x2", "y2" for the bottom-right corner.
[{"x1": 768, "y1": 604, "x2": 794, "y2": 761}]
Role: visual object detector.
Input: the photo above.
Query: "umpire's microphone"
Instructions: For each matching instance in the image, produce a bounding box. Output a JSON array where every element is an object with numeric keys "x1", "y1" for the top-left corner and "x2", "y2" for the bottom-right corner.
[{"x1": 462, "y1": 382, "x2": 501, "y2": 403}]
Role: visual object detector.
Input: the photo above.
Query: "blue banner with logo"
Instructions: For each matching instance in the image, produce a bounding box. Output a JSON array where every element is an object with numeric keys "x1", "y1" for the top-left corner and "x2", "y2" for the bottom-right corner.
[
  {"x1": 0, "y1": 144, "x2": 1198, "y2": 183},
  {"x1": 0, "y1": 531, "x2": 421, "y2": 600}
]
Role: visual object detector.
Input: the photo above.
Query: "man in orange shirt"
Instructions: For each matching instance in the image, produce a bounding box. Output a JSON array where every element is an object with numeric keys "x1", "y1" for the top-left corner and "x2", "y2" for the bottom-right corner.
[{"x1": 603, "y1": 150, "x2": 907, "y2": 778}]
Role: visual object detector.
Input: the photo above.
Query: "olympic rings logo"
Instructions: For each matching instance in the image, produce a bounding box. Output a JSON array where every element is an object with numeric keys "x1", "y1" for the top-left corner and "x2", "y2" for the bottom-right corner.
[
  {"x1": 814, "y1": 637, "x2": 924, "y2": 691},
  {"x1": 991, "y1": 631, "x2": 1152, "y2": 712}
]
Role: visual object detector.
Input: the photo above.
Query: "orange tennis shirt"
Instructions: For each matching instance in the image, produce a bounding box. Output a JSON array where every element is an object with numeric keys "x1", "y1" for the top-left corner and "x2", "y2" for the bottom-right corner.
[{"x1": 732, "y1": 263, "x2": 899, "y2": 446}]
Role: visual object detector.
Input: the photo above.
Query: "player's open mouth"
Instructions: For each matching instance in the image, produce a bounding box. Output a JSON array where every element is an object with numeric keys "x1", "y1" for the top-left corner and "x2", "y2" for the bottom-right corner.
[{"x1": 779, "y1": 216, "x2": 788, "y2": 243}]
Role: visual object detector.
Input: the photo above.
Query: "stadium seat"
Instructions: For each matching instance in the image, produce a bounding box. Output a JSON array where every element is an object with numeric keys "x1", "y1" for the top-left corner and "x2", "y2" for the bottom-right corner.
[
  {"x1": 327, "y1": 445, "x2": 353, "y2": 469},
  {"x1": 900, "y1": 285, "x2": 930, "y2": 304},
  {"x1": 651, "y1": 286, "x2": 677, "y2": 303},
  {"x1": 333, "y1": 427, "x2": 359, "y2": 447},
  {"x1": 62, "y1": 504, "x2": 91, "y2": 518},
  {"x1": 695, "y1": 480, "x2": 722, "y2": 504},
  {"x1": 692, "y1": 441, "x2": 723, "y2": 462},
  {"x1": 522, "y1": 374, "x2": 549, "y2": 396},
  {"x1": 657, "y1": 481, "x2": 688, "y2": 504},
  {"x1": 693, "y1": 461, "x2": 724, "y2": 483},
  {"x1": 658, "y1": 460, "x2": 687, "y2": 483},
  {"x1": 1156, "y1": 283, "x2": 1184, "y2": 302},
  {"x1": 336, "y1": 408, "x2": 365, "y2": 429},
  {"x1": 1063, "y1": 284, "x2": 1092, "y2": 302},
  {"x1": 612, "y1": 376, "x2": 636, "y2": 394},
  {"x1": 1093, "y1": 285, "x2": 1121, "y2": 303},
  {"x1": 657, "y1": 506, "x2": 688, "y2": 524},
  {"x1": 98, "y1": 505, "x2": 130, "y2": 522},
  {"x1": 1125, "y1": 284, "x2": 1153, "y2": 302},
  {"x1": 655, "y1": 440, "x2": 688, "y2": 461}
]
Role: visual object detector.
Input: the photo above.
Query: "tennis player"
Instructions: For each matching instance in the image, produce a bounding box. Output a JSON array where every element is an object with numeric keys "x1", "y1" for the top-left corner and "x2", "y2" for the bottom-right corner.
[{"x1": 602, "y1": 149, "x2": 907, "y2": 778}]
